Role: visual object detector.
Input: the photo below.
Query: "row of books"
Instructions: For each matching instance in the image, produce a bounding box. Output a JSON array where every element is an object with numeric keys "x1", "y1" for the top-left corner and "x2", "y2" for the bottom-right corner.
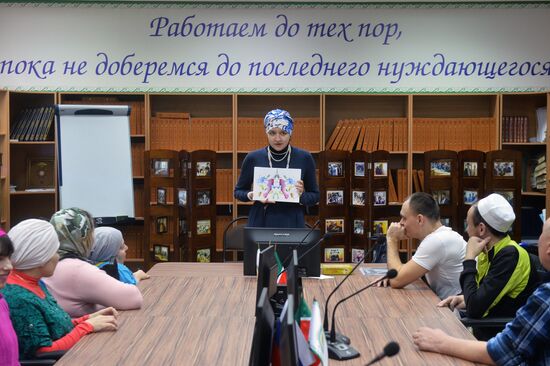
[
  {"x1": 120, "y1": 224, "x2": 145, "y2": 259},
  {"x1": 386, "y1": 169, "x2": 425, "y2": 203},
  {"x1": 412, "y1": 118, "x2": 497, "y2": 152},
  {"x1": 531, "y1": 153, "x2": 546, "y2": 191},
  {"x1": 326, "y1": 118, "x2": 408, "y2": 152},
  {"x1": 64, "y1": 98, "x2": 145, "y2": 136},
  {"x1": 502, "y1": 116, "x2": 529, "y2": 143},
  {"x1": 216, "y1": 169, "x2": 233, "y2": 203},
  {"x1": 150, "y1": 114, "x2": 233, "y2": 151},
  {"x1": 134, "y1": 185, "x2": 144, "y2": 218},
  {"x1": 236, "y1": 117, "x2": 321, "y2": 152},
  {"x1": 10, "y1": 106, "x2": 55, "y2": 141},
  {"x1": 131, "y1": 143, "x2": 145, "y2": 177}
]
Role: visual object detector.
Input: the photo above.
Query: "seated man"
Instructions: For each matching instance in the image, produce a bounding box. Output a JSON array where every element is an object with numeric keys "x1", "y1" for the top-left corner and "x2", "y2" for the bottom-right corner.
[
  {"x1": 386, "y1": 192, "x2": 466, "y2": 299},
  {"x1": 413, "y1": 217, "x2": 550, "y2": 366},
  {"x1": 438, "y1": 193, "x2": 539, "y2": 340}
]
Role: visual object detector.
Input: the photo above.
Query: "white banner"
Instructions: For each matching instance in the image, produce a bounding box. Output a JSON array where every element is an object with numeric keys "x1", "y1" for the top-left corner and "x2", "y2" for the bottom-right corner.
[{"x1": 1, "y1": 2, "x2": 549, "y2": 93}]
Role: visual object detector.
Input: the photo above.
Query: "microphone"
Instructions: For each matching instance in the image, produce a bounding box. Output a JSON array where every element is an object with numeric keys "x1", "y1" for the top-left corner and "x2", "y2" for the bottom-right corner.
[
  {"x1": 365, "y1": 342, "x2": 400, "y2": 365},
  {"x1": 328, "y1": 269, "x2": 398, "y2": 360},
  {"x1": 322, "y1": 243, "x2": 379, "y2": 345}
]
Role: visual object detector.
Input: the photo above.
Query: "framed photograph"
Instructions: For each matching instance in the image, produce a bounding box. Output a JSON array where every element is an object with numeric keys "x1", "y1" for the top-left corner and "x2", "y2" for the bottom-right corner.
[
  {"x1": 374, "y1": 162, "x2": 388, "y2": 177},
  {"x1": 324, "y1": 247, "x2": 345, "y2": 263},
  {"x1": 178, "y1": 189, "x2": 187, "y2": 206},
  {"x1": 493, "y1": 161, "x2": 514, "y2": 177},
  {"x1": 26, "y1": 158, "x2": 55, "y2": 189},
  {"x1": 352, "y1": 190, "x2": 366, "y2": 206},
  {"x1": 197, "y1": 190, "x2": 211, "y2": 206},
  {"x1": 354, "y1": 162, "x2": 365, "y2": 177},
  {"x1": 353, "y1": 219, "x2": 364, "y2": 235},
  {"x1": 196, "y1": 248, "x2": 211, "y2": 263},
  {"x1": 463, "y1": 190, "x2": 478, "y2": 205},
  {"x1": 327, "y1": 161, "x2": 343, "y2": 177},
  {"x1": 352, "y1": 248, "x2": 365, "y2": 264},
  {"x1": 154, "y1": 245, "x2": 169, "y2": 262},
  {"x1": 430, "y1": 159, "x2": 452, "y2": 177},
  {"x1": 156, "y1": 216, "x2": 168, "y2": 234},
  {"x1": 373, "y1": 191, "x2": 387, "y2": 206},
  {"x1": 495, "y1": 190, "x2": 514, "y2": 206},
  {"x1": 180, "y1": 158, "x2": 189, "y2": 178},
  {"x1": 153, "y1": 159, "x2": 170, "y2": 176},
  {"x1": 441, "y1": 217, "x2": 451, "y2": 227},
  {"x1": 197, "y1": 219, "x2": 211, "y2": 235},
  {"x1": 372, "y1": 220, "x2": 388, "y2": 236},
  {"x1": 157, "y1": 187, "x2": 167, "y2": 205},
  {"x1": 326, "y1": 190, "x2": 344, "y2": 205},
  {"x1": 463, "y1": 161, "x2": 478, "y2": 177},
  {"x1": 196, "y1": 161, "x2": 211, "y2": 177},
  {"x1": 252, "y1": 167, "x2": 301, "y2": 203},
  {"x1": 325, "y1": 218, "x2": 344, "y2": 233},
  {"x1": 432, "y1": 190, "x2": 451, "y2": 205}
]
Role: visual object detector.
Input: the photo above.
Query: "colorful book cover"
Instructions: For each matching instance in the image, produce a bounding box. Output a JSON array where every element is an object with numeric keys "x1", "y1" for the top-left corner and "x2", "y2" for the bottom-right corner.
[{"x1": 252, "y1": 167, "x2": 301, "y2": 203}]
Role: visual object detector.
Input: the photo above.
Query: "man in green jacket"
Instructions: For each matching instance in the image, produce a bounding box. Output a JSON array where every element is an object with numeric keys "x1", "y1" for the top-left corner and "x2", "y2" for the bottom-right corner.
[{"x1": 438, "y1": 193, "x2": 539, "y2": 340}]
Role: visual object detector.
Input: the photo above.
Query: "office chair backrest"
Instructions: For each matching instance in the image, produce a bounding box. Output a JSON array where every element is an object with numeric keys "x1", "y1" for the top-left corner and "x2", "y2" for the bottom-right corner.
[{"x1": 223, "y1": 216, "x2": 248, "y2": 262}]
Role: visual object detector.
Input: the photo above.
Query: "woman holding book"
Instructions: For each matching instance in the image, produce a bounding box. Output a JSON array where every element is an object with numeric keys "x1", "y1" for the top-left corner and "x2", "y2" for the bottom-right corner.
[
  {"x1": 2, "y1": 219, "x2": 118, "y2": 360},
  {"x1": 234, "y1": 109, "x2": 319, "y2": 228},
  {"x1": 43, "y1": 208, "x2": 143, "y2": 317}
]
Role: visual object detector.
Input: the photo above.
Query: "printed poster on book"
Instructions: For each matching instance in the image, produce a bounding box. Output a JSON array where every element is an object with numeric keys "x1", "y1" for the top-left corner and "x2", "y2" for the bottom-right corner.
[{"x1": 252, "y1": 167, "x2": 301, "y2": 203}]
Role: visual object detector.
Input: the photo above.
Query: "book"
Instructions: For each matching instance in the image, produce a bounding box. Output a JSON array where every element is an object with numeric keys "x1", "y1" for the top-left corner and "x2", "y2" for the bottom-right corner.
[{"x1": 252, "y1": 167, "x2": 301, "y2": 203}]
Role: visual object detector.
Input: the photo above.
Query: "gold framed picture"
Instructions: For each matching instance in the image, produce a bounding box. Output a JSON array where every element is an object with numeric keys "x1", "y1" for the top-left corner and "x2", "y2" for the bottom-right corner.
[{"x1": 26, "y1": 158, "x2": 54, "y2": 189}]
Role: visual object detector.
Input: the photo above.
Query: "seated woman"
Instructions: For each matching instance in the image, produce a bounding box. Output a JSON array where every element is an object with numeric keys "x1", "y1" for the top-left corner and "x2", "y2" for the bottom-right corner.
[
  {"x1": 2, "y1": 219, "x2": 118, "y2": 360},
  {"x1": 43, "y1": 208, "x2": 143, "y2": 317},
  {"x1": 0, "y1": 230, "x2": 19, "y2": 366},
  {"x1": 89, "y1": 226, "x2": 150, "y2": 285}
]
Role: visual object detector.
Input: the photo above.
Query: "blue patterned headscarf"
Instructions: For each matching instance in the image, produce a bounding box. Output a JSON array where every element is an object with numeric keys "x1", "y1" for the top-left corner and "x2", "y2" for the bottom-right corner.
[{"x1": 264, "y1": 109, "x2": 294, "y2": 135}]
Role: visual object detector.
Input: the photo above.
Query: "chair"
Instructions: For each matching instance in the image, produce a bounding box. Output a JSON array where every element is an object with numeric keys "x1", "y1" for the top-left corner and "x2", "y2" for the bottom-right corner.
[
  {"x1": 20, "y1": 351, "x2": 66, "y2": 365},
  {"x1": 223, "y1": 216, "x2": 248, "y2": 262}
]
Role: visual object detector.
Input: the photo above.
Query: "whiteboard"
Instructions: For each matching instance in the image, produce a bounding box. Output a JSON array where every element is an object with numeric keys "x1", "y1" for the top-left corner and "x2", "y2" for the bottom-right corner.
[{"x1": 56, "y1": 105, "x2": 134, "y2": 219}]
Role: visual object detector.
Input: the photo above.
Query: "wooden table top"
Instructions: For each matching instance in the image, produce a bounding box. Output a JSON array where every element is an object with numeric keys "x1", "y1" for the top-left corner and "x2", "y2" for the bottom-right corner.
[{"x1": 57, "y1": 262, "x2": 478, "y2": 366}]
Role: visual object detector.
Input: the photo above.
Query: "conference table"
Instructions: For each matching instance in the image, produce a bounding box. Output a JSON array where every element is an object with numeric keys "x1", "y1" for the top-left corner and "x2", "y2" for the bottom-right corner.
[{"x1": 57, "y1": 263, "x2": 479, "y2": 365}]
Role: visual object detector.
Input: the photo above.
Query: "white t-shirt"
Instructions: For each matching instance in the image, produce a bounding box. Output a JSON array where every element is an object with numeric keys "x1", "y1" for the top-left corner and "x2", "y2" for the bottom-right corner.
[{"x1": 412, "y1": 226, "x2": 466, "y2": 299}]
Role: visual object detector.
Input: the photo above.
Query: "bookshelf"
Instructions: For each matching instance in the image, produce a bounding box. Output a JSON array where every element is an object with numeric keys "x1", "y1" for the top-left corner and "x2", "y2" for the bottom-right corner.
[{"x1": 1, "y1": 91, "x2": 548, "y2": 265}]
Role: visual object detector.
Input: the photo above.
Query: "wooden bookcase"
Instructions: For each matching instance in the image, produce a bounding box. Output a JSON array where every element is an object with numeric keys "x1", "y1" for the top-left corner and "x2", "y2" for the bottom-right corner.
[{"x1": 1, "y1": 91, "x2": 548, "y2": 265}]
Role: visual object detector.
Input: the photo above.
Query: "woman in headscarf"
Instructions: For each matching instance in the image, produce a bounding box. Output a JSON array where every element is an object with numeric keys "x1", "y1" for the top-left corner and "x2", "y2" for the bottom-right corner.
[
  {"x1": 0, "y1": 229, "x2": 19, "y2": 366},
  {"x1": 89, "y1": 226, "x2": 150, "y2": 285},
  {"x1": 43, "y1": 208, "x2": 143, "y2": 317},
  {"x1": 234, "y1": 109, "x2": 319, "y2": 228},
  {"x1": 2, "y1": 219, "x2": 118, "y2": 360}
]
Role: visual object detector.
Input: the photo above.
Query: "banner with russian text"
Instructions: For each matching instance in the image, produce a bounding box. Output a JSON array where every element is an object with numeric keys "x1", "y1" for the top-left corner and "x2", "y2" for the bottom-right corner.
[{"x1": 0, "y1": 2, "x2": 549, "y2": 93}]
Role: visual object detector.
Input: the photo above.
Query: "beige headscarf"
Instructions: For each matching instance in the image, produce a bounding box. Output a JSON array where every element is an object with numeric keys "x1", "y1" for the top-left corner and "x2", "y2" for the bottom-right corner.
[
  {"x1": 50, "y1": 207, "x2": 95, "y2": 260},
  {"x1": 8, "y1": 219, "x2": 60, "y2": 270}
]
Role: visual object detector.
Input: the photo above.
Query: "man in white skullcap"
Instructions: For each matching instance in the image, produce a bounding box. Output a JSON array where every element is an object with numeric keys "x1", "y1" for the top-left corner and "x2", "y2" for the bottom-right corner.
[{"x1": 438, "y1": 193, "x2": 539, "y2": 340}]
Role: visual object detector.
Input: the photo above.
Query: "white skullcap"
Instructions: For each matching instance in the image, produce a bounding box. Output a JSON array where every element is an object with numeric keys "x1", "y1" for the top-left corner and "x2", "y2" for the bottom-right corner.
[
  {"x1": 8, "y1": 219, "x2": 60, "y2": 270},
  {"x1": 478, "y1": 193, "x2": 515, "y2": 233}
]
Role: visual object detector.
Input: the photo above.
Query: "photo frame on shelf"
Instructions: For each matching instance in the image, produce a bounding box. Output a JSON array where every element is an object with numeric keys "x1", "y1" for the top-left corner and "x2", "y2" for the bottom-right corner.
[
  {"x1": 351, "y1": 190, "x2": 366, "y2": 206},
  {"x1": 325, "y1": 218, "x2": 344, "y2": 233},
  {"x1": 430, "y1": 160, "x2": 452, "y2": 177},
  {"x1": 373, "y1": 191, "x2": 387, "y2": 206},
  {"x1": 463, "y1": 190, "x2": 478, "y2": 205},
  {"x1": 197, "y1": 248, "x2": 211, "y2": 263},
  {"x1": 156, "y1": 216, "x2": 168, "y2": 234},
  {"x1": 154, "y1": 245, "x2": 169, "y2": 262},
  {"x1": 196, "y1": 161, "x2": 211, "y2": 177},
  {"x1": 179, "y1": 219, "x2": 187, "y2": 235},
  {"x1": 324, "y1": 247, "x2": 345, "y2": 263},
  {"x1": 157, "y1": 187, "x2": 167, "y2": 205},
  {"x1": 152, "y1": 159, "x2": 170, "y2": 177},
  {"x1": 26, "y1": 158, "x2": 55, "y2": 189},
  {"x1": 463, "y1": 161, "x2": 478, "y2": 177},
  {"x1": 197, "y1": 190, "x2": 211, "y2": 206},
  {"x1": 441, "y1": 218, "x2": 451, "y2": 227},
  {"x1": 494, "y1": 190, "x2": 515, "y2": 206},
  {"x1": 372, "y1": 220, "x2": 388, "y2": 236},
  {"x1": 326, "y1": 190, "x2": 344, "y2": 205},
  {"x1": 353, "y1": 219, "x2": 364, "y2": 235},
  {"x1": 197, "y1": 219, "x2": 211, "y2": 235},
  {"x1": 432, "y1": 190, "x2": 451, "y2": 205},
  {"x1": 178, "y1": 188, "x2": 187, "y2": 206},
  {"x1": 327, "y1": 161, "x2": 344, "y2": 177},
  {"x1": 354, "y1": 162, "x2": 365, "y2": 177},
  {"x1": 493, "y1": 161, "x2": 514, "y2": 177},
  {"x1": 373, "y1": 162, "x2": 388, "y2": 177},
  {"x1": 351, "y1": 248, "x2": 365, "y2": 264}
]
